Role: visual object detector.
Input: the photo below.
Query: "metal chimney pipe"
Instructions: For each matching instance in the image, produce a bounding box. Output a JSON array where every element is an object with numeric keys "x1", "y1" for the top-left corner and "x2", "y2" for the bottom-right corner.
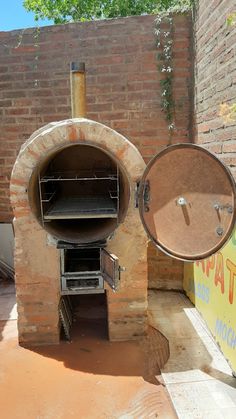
[{"x1": 70, "y1": 62, "x2": 86, "y2": 118}]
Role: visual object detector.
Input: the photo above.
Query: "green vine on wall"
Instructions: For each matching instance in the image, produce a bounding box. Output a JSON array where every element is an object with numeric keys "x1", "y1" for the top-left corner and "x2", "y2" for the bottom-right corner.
[
  {"x1": 155, "y1": 13, "x2": 174, "y2": 132},
  {"x1": 2, "y1": 26, "x2": 41, "y2": 90},
  {"x1": 33, "y1": 26, "x2": 40, "y2": 88},
  {"x1": 154, "y1": 1, "x2": 195, "y2": 135}
]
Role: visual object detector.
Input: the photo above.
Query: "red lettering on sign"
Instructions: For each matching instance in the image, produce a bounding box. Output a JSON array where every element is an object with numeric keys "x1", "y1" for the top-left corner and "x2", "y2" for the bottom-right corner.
[
  {"x1": 205, "y1": 256, "x2": 215, "y2": 278},
  {"x1": 226, "y1": 258, "x2": 236, "y2": 304},
  {"x1": 214, "y1": 252, "x2": 224, "y2": 294},
  {"x1": 196, "y1": 260, "x2": 205, "y2": 274}
]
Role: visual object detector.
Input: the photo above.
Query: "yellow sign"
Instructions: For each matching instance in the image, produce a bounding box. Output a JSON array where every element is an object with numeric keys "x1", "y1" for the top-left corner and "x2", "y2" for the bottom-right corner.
[{"x1": 184, "y1": 229, "x2": 236, "y2": 373}]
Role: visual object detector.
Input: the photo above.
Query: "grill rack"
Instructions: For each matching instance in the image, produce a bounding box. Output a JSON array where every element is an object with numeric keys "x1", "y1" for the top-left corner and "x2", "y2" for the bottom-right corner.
[
  {"x1": 38, "y1": 167, "x2": 120, "y2": 223},
  {"x1": 40, "y1": 169, "x2": 118, "y2": 182}
]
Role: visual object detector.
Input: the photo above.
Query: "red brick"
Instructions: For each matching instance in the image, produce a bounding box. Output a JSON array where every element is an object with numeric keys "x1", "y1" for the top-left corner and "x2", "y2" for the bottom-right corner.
[
  {"x1": 222, "y1": 142, "x2": 236, "y2": 153},
  {"x1": 194, "y1": 0, "x2": 236, "y2": 187},
  {"x1": 12, "y1": 45, "x2": 38, "y2": 53},
  {"x1": 5, "y1": 108, "x2": 30, "y2": 116}
]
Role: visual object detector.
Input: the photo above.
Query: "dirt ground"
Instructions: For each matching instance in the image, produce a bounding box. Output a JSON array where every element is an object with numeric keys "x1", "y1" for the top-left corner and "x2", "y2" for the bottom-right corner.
[{"x1": 0, "y1": 282, "x2": 176, "y2": 419}]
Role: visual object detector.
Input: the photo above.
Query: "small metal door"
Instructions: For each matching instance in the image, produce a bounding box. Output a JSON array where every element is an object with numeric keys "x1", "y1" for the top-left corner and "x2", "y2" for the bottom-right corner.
[
  {"x1": 101, "y1": 249, "x2": 120, "y2": 291},
  {"x1": 138, "y1": 144, "x2": 236, "y2": 261}
]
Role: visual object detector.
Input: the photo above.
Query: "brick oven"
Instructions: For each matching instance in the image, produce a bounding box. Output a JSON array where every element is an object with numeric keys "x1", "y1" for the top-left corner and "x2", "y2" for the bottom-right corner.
[
  {"x1": 10, "y1": 64, "x2": 236, "y2": 346},
  {"x1": 10, "y1": 117, "x2": 149, "y2": 345}
]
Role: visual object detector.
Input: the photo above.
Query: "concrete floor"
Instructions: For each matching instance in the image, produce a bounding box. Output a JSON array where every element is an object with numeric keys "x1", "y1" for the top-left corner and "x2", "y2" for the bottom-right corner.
[
  {"x1": 0, "y1": 281, "x2": 235, "y2": 418},
  {"x1": 149, "y1": 290, "x2": 236, "y2": 419}
]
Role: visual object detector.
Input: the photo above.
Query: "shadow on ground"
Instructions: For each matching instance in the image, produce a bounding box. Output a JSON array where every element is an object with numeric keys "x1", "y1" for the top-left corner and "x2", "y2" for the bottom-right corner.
[{"x1": 31, "y1": 319, "x2": 170, "y2": 385}]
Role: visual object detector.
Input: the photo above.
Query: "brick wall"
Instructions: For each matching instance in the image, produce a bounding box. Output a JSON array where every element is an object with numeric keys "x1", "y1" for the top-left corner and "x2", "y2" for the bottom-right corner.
[
  {"x1": 148, "y1": 243, "x2": 184, "y2": 290},
  {"x1": 194, "y1": 0, "x2": 236, "y2": 162},
  {"x1": 187, "y1": 0, "x2": 236, "y2": 368},
  {"x1": 0, "y1": 13, "x2": 192, "y2": 288}
]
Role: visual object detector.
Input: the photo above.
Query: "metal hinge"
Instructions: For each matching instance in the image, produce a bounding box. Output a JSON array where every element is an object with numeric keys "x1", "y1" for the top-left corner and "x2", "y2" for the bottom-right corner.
[
  {"x1": 135, "y1": 180, "x2": 150, "y2": 211},
  {"x1": 143, "y1": 180, "x2": 150, "y2": 212},
  {"x1": 135, "y1": 181, "x2": 140, "y2": 208}
]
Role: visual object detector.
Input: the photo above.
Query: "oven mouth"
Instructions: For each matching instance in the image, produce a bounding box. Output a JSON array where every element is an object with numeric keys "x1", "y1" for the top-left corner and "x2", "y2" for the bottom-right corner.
[{"x1": 28, "y1": 143, "x2": 130, "y2": 243}]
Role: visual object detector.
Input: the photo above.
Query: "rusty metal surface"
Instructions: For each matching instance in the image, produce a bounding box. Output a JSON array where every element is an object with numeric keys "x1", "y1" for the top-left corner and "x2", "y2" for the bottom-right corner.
[
  {"x1": 139, "y1": 144, "x2": 236, "y2": 261},
  {"x1": 70, "y1": 61, "x2": 86, "y2": 118},
  {"x1": 101, "y1": 249, "x2": 119, "y2": 290}
]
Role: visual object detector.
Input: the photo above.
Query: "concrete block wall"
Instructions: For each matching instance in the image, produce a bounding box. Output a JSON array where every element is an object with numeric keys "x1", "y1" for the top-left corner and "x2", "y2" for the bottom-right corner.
[{"x1": 0, "y1": 13, "x2": 193, "y2": 288}]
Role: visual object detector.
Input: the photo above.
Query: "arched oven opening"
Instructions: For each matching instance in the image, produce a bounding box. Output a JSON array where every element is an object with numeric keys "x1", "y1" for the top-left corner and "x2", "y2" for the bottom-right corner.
[{"x1": 28, "y1": 143, "x2": 130, "y2": 244}]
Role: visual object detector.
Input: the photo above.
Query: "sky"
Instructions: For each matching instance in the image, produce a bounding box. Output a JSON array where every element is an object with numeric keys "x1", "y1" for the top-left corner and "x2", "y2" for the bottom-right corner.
[{"x1": 1, "y1": 0, "x2": 53, "y2": 31}]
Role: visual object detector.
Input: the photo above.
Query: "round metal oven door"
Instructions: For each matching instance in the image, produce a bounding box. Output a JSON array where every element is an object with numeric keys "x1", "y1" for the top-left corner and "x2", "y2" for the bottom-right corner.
[{"x1": 138, "y1": 144, "x2": 236, "y2": 261}]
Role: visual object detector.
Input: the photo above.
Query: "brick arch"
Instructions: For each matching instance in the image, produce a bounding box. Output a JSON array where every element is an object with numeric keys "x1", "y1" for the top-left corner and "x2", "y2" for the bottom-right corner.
[{"x1": 10, "y1": 118, "x2": 145, "y2": 219}]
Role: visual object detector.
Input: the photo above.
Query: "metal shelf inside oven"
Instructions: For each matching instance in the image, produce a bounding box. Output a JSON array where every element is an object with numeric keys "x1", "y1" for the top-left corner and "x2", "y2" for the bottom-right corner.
[
  {"x1": 44, "y1": 196, "x2": 118, "y2": 219},
  {"x1": 40, "y1": 170, "x2": 118, "y2": 182}
]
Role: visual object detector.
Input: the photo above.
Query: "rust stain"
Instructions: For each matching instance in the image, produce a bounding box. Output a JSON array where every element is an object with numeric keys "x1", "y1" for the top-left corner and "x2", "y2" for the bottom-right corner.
[
  {"x1": 68, "y1": 125, "x2": 85, "y2": 141},
  {"x1": 37, "y1": 141, "x2": 47, "y2": 150},
  {"x1": 116, "y1": 143, "x2": 129, "y2": 160},
  {"x1": 78, "y1": 128, "x2": 86, "y2": 141},
  {"x1": 14, "y1": 209, "x2": 30, "y2": 218},
  {"x1": 12, "y1": 200, "x2": 28, "y2": 208},
  {"x1": 11, "y1": 178, "x2": 27, "y2": 187},
  {"x1": 99, "y1": 142, "x2": 109, "y2": 151},
  {"x1": 68, "y1": 125, "x2": 78, "y2": 142},
  {"x1": 68, "y1": 126, "x2": 86, "y2": 142},
  {"x1": 27, "y1": 148, "x2": 40, "y2": 160}
]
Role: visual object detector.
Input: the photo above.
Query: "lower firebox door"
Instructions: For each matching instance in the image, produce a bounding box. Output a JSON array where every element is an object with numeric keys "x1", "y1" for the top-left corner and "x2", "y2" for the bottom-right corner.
[{"x1": 60, "y1": 247, "x2": 120, "y2": 295}]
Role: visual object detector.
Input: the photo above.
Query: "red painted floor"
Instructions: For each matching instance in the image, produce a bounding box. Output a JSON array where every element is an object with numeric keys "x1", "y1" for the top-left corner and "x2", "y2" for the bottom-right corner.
[{"x1": 0, "y1": 281, "x2": 176, "y2": 419}]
